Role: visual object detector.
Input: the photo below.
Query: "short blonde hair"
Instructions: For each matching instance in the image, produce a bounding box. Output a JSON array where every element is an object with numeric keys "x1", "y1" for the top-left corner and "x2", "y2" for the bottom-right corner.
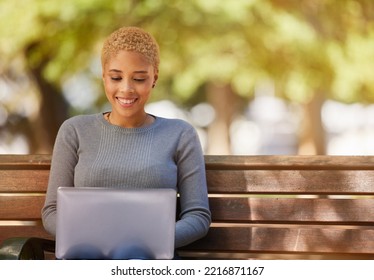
[{"x1": 101, "y1": 26, "x2": 160, "y2": 72}]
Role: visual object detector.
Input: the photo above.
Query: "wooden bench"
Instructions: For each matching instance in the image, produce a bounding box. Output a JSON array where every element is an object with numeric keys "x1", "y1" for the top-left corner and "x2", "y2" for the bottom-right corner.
[{"x1": 1, "y1": 154, "x2": 374, "y2": 259}]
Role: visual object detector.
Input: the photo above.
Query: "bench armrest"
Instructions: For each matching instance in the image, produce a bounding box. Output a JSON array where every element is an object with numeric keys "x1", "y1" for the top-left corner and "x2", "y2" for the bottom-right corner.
[{"x1": 0, "y1": 237, "x2": 55, "y2": 260}]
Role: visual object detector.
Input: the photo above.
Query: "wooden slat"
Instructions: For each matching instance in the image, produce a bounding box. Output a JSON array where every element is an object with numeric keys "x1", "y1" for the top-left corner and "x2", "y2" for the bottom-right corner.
[
  {"x1": 3, "y1": 196, "x2": 374, "y2": 224},
  {"x1": 4, "y1": 196, "x2": 373, "y2": 224},
  {"x1": 0, "y1": 170, "x2": 50, "y2": 192},
  {"x1": 0, "y1": 196, "x2": 46, "y2": 219},
  {"x1": 209, "y1": 197, "x2": 374, "y2": 224},
  {"x1": 206, "y1": 170, "x2": 374, "y2": 194},
  {"x1": 1, "y1": 155, "x2": 373, "y2": 170},
  {"x1": 4, "y1": 168, "x2": 372, "y2": 194},
  {"x1": 0, "y1": 225, "x2": 53, "y2": 245},
  {"x1": 0, "y1": 154, "x2": 51, "y2": 169},
  {"x1": 183, "y1": 226, "x2": 374, "y2": 254},
  {"x1": 179, "y1": 236, "x2": 374, "y2": 259},
  {"x1": 205, "y1": 155, "x2": 374, "y2": 170},
  {"x1": 177, "y1": 251, "x2": 374, "y2": 260}
]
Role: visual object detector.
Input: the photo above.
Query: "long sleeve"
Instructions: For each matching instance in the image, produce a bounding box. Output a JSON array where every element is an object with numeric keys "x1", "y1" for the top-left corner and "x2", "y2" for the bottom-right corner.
[
  {"x1": 42, "y1": 120, "x2": 79, "y2": 236},
  {"x1": 174, "y1": 126, "x2": 211, "y2": 248}
]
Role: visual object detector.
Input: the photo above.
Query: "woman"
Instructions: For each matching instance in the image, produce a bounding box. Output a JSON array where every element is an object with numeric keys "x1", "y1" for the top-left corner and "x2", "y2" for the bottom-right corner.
[{"x1": 42, "y1": 26, "x2": 211, "y2": 254}]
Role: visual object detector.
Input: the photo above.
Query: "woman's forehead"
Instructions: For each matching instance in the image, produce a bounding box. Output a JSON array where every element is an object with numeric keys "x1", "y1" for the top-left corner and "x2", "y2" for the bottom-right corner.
[{"x1": 104, "y1": 51, "x2": 154, "y2": 73}]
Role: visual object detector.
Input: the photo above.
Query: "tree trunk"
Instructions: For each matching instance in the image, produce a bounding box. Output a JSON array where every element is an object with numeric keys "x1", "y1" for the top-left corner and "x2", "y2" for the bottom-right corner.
[
  {"x1": 24, "y1": 41, "x2": 69, "y2": 153},
  {"x1": 206, "y1": 83, "x2": 240, "y2": 155},
  {"x1": 28, "y1": 65, "x2": 69, "y2": 154},
  {"x1": 298, "y1": 92, "x2": 326, "y2": 155}
]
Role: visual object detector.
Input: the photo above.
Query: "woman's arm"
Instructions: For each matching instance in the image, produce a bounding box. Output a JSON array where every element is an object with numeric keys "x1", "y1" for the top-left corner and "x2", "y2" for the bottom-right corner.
[
  {"x1": 41, "y1": 120, "x2": 79, "y2": 236},
  {"x1": 175, "y1": 126, "x2": 211, "y2": 248}
]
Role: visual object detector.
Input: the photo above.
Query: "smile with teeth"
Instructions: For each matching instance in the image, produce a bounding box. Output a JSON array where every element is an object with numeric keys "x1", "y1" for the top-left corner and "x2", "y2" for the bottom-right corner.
[{"x1": 117, "y1": 97, "x2": 137, "y2": 106}]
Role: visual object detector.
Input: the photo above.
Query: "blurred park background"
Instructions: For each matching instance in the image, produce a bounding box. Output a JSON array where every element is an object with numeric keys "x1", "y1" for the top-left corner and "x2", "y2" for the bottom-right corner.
[{"x1": 0, "y1": 0, "x2": 373, "y2": 155}]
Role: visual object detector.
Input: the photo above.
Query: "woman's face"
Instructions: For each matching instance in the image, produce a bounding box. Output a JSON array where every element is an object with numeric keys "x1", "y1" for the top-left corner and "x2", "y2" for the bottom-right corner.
[{"x1": 102, "y1": 50, "x2": 158, "y2": 126}]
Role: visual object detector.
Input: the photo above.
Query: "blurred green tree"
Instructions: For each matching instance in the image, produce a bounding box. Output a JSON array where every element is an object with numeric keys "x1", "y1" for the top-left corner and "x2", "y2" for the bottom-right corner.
[
  {"x1": 1, "y1": 0, "x2": 141, "y2": 152},
  {"x1": 1, "y1": 0, "x2": 373, "y2": 154}
]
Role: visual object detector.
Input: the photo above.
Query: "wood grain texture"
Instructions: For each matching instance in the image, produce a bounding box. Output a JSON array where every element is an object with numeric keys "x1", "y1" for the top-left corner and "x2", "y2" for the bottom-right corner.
[
  {"x1": 0, "y1": 154, "x2": 51, "y2": 169},
  {"x1": 205, "y1": 155, "x2": 374, "y2": 170},
  {"x1": 0, "y1": 170, "x2": 50, "y2": 192},
  {"x1": 1, "y1": 154, "x2": 373, "y2": 259},
  {"x1": 183, "y1": 226, "x2": 374, "y2": 254},
  {"x1": 206, "y1": 170, "x2": 374, "y2": 194},
  {"x1": 0, "y1": 196, "x2": 46, "y2": 219},
  {"x1": 1, "y1": 154, "x2": 373, "y2": 169},
  {"x1": 208, "y1": 197, "x2": 374, "y2": 224}
]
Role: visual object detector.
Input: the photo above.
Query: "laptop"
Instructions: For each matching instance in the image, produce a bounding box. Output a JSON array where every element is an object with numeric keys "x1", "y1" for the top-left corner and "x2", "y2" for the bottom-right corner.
[{"x1": 55, "y1": 187, "x2": 176, "y2": 260}]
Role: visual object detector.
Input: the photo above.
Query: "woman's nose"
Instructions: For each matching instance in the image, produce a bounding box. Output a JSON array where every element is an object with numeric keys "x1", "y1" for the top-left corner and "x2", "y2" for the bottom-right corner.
[{"x1": 120, "y1": 79, "x2": 134, "y2": 93}]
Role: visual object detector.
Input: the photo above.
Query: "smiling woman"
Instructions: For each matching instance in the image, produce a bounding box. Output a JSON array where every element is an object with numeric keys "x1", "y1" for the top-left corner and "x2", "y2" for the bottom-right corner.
[
  {"x1": 102, "y1": 50, "x2": 156, "y2": 128},
  {"x1": 101, "y1": 27, "x2": 159, "y2": 128},
  {"x1": 41, "y1": 26, "x2": 211, "y2": 259}
]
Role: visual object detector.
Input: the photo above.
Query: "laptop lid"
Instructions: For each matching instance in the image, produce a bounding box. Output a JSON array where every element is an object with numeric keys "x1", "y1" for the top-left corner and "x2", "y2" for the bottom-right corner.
[{"x1": 55, "y1": 187, "x2": 176, "y2": 260}]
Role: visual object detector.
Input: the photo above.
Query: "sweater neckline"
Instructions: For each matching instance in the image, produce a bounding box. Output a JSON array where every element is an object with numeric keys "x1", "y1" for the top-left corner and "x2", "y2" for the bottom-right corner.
[{"x1": 98, "y1": 112, "x2": 159, "y2": 133}]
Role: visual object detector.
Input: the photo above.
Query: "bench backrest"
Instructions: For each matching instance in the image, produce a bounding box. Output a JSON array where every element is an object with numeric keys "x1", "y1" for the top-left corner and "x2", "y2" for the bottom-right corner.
[
  {"x1": 1, "y1": 154, "x2": 374, "y2": 259},
  {"x1": 0, "y1": 155, "x2": 53, "y2": 245}
]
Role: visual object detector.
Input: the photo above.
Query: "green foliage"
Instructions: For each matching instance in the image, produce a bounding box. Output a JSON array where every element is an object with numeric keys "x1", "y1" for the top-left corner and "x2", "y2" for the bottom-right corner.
[{"x1": 1, "y1": 0, "x2": 374, "y2": 109}]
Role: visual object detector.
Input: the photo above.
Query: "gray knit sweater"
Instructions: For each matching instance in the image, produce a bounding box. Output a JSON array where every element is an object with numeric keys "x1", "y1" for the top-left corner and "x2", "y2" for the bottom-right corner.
[{"x1": 42, "y1": 113, "x2": 211, "y2": 248}]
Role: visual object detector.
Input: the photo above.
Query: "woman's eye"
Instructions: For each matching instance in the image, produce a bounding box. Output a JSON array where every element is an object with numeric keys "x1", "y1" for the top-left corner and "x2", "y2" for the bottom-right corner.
[
  {"x1": 134, "y1": 78, "x2": 146, "y2": 82},
  {"x1": 111, "y1": 77, "x2": 122, "y2": 81}
]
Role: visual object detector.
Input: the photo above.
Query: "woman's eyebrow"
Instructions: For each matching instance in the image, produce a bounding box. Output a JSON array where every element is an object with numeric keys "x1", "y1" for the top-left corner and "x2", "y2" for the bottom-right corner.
[
  {"x1": 108, "y1": 69, "x2": 149, "y2": 74},
  {"x1": 134, "y1": 70, "x2": 149, "y2": 73}
]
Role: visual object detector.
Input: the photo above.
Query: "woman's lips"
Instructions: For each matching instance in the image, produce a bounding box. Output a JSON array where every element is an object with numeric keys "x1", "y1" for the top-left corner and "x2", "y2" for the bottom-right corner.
[{"x1": 116, "y1": 97, "x2": 137, "y2": 107}]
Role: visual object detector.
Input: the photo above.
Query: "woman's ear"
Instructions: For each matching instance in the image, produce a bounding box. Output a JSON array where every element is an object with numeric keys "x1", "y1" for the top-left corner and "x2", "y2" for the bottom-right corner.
[
  {"x1": 102, "y1": 66, "x2": 105, "y2": 81},
  {"x1": 152, "y1": 73, "x2": 159, "y2": 88}
]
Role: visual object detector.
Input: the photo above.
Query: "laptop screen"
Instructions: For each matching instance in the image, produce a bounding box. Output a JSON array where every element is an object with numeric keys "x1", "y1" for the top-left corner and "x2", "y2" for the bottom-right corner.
[{"x1": 56, "y1": 187, "x2": 176, "y2": 259}]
